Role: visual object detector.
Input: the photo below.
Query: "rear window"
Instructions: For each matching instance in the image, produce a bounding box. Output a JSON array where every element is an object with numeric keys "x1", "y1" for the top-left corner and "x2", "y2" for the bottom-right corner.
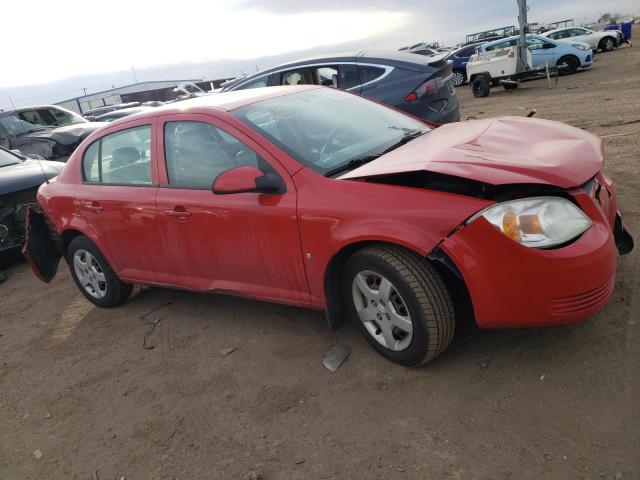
[
  {"x1": 82, "y1": 125, "x2": 152, "y2": 185},
  {"x1": 359, "y1": 66, "x2": 386, "y2": 84}
]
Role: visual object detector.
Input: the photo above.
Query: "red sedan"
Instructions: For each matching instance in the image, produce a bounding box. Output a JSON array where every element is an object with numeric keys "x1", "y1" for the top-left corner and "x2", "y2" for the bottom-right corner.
[{"x1": 24, "y1": 86, "x2": 633, "y2": 366}]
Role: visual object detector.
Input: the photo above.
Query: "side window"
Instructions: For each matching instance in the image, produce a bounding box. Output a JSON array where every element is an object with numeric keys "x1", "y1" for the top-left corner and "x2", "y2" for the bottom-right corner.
[
  {"x1": 548, "y1": 32, "x2": 558, "y2": 40},
  {"x1": 164, "y1": 121, "x2": 264, "y2": 190},
  {"x1": 82, "y1": 125, "x2": 152, "y2": 185},
  {"x1": 359, "y1": 66, "x2": 386, "y2": 84},
  {"x1": 237, "y1": 76, "x2": 269, "y2": 90},
  {"x1": 281, "y1": 69, "x2": 317, "y2": 86},
  {"x1": 337, "y1": 64, "x2": 360, "y2": 89},
  {"x1": 457, "y1": 46, "x2": 476, "y2": 58},
  {"x1": 318, "y1": 67, "x2": 338, "y2": 87},
  {"x1": 83, "y1": 141, "x2": 100, "y2": 182},
  {"x1": 48, "y1": 108, "x2": 74, "y2": 126},
  {"x1": 527, "y1": 38, "x2": 545, "y2": 50},
  {"x1": 485, "y1": 41, "x2": 509, "y2": 51}
]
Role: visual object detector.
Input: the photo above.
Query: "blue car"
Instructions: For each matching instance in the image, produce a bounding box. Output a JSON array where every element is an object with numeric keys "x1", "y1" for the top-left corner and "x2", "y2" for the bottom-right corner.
[
  {"x1": 443, "y1": 43, "x2": 485, "y2": 86},
  {"x1": 478, "y1": 35, "x2": 593, "y2": 75}
]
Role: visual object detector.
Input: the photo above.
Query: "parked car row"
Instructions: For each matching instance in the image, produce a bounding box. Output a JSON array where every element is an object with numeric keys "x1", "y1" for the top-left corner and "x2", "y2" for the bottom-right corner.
[{"x1": 408, "y1": 24, "x2": 626, "y2": 88}]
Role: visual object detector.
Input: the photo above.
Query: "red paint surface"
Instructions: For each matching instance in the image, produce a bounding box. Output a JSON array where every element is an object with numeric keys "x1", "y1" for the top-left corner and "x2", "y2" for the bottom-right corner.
[{"x1": 33, "y1": 87, "x2": 626, "y2": 328}]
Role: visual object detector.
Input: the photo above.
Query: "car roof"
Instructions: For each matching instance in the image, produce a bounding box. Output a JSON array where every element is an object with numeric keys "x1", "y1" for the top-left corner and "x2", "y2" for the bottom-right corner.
[
  {"x1": 542, "y1": 27, "x2": 586, "y2": 35},
  {"x1": 224, "y1": 50, "x2": 439, "y2": 90},
  {"x1": 1, "y1": 104, "x2": 67, "y2": 114},
  {"x1": 481, "y1": 34, "x2": 549, "y2": 48},
  {"x1": 106, "y1": 85, "x2": 323, "y2": 126}
]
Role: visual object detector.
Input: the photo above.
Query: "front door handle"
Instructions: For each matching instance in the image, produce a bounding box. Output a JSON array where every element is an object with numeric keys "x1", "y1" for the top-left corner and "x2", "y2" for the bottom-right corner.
[{"x1": 164, "y1": 208, "x2": 192, "y2": 220}]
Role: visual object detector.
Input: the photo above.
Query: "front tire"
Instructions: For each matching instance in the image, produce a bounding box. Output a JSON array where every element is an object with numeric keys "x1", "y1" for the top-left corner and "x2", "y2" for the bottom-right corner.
[
  {"x1": 599, "y1": 37, "x2": 615, "y2": 52},
  {"x1": 342, "y1": 245, "x2": 455, "y2": 366},
  {"x1": 67, "y1": 236, "x2": 132, "y2": 307},
  {"x1": 452, "y1": 69, "x2": 466, "y2": 87},
  {"x1": 556, "y1": 55, "x2": 580, "y2": 75}
]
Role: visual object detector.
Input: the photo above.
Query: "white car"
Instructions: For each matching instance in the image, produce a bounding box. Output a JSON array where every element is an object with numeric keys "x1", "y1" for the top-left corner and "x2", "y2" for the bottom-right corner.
[{"x1": 542, "y1": 27, "x2": 619, "y2": 52}]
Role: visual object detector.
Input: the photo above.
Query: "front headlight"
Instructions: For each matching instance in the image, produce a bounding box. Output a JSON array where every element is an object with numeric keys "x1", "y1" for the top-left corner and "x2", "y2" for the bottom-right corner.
[
  {"x1": 572, "y1": 44, "x2": 589, "y2": 51},
  {"x1": 466, "y1": 196, "x2": 592, "y2": 248}
]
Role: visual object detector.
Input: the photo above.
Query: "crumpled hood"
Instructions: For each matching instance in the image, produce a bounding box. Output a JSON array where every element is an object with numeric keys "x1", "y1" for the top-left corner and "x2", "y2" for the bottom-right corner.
[
  {"x1": 0, "y1": 159, "x2": 65, "y2": 196},
  {"x1": 340, "y1": 117, "x2": 603, "y2": 188},
  {"x1": 21, "y1": 122, "x2": 106, "y2": 145}
]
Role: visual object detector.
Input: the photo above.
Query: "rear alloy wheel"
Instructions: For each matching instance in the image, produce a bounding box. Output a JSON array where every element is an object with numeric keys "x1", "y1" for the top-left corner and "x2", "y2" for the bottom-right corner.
[
  {"x1": 556, "y1": 55, "x2": 579, "y2": 75},
  {"x1": 342, "y1": 245, "x2": 455, "y2": 366},
  {"x1": 67, "y1": 236, "x2": 132, "y2": 308},
  {"x1": 599, "y1": 37, "x2": 615, "y2": 52},
  {"x1": 472, "y1": 76, "x2": 491, "y2": 98},
  {"x1": 452, "y1": 70, "x2": 465, "y2": 87}
]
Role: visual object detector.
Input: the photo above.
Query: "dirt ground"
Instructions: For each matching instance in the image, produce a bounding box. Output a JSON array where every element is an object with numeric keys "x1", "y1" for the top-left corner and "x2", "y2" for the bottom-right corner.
[{"x1": 1, "y1": 37, "x2": 639, "y2": 480}]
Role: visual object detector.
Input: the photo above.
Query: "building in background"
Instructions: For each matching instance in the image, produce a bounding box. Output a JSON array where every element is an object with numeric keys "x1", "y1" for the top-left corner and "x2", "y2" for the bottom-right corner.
[{"x1": 56, "y1": 78, "x2": 233, "y2": 113}]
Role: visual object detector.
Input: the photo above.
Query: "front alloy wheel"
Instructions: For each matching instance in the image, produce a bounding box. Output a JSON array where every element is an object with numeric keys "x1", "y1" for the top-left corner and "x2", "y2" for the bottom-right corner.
[
  {"x1": 352, "y1": 270, "x2": 413, "y2": 351},
  {"x1": 452, "y1": 70, "x2": 465, "y2": 87},
  {"x1": 343, "y1": 245, "x2": 456, "y2": 366}
]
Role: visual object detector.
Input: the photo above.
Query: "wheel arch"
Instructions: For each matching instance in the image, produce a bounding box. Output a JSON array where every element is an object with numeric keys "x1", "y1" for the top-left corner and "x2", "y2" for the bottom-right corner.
[
  {"x1": 599, "y1": 35, "x2": 616, "y2": 49},
  {"x1": 322, "y1": 239, "x2": 474, "y2": 331}
]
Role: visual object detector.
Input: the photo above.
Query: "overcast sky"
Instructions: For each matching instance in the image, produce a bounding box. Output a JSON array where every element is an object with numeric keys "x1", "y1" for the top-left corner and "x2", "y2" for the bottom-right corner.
[{"x1": 1, "y1": 0, "x2": 637, "y2": 108}]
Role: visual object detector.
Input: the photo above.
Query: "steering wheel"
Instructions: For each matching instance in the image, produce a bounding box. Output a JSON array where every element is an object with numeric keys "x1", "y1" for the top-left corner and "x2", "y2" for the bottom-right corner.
[{"x1": 319, "y1": 126, "x2": 352, "y2": 160}]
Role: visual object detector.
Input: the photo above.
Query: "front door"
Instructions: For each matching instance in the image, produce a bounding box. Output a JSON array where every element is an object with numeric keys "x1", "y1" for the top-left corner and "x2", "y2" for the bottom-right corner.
[
  {"x1": 74, "y1": 119, "x2": 165, "y2": 283},
  {"x1": 154, "y1": 114, "x2": 310, "y2": 306}
]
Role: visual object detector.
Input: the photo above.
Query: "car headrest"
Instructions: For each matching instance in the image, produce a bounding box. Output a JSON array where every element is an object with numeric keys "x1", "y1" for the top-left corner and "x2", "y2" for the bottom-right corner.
[{"x1": 111, "y1": 146, "x2": 141, "y2": 168}]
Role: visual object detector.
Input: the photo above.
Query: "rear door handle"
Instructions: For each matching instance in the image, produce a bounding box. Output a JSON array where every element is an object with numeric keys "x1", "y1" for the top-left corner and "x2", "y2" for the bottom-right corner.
[
  {"x1": 164, "y1": 208, "x2": 192, "y2": 220},
  {"x1": 83, "y1": 202, "x2": 104, "y2": 213}
]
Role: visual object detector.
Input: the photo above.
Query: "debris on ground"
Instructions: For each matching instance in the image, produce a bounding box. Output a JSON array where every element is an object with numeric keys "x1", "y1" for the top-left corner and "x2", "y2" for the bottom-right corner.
[
  {"x1": 294, "y1": 458, "x2": 305, "y2": 464},
  {"x1": 322, "y1": 345, "x2": 350, "y2": 372},
  {"x1": 248, "y1": 471, "x2": 263, "y2": 480},
  {"x1": 140, "y1": 302, "x2": 172, "y2": 350},
  {"x1": 219, "y1": 347, "x2": 238, "y2": 356},
  {"x1": 33, "y1": 449, "x2": 43, "y2": 460}
]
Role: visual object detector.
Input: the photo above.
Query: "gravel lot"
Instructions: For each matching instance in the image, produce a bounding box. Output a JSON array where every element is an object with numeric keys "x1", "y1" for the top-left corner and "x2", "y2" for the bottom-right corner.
[{"x1": 1, "y1": 36, "x2": 639, "y2": 480}]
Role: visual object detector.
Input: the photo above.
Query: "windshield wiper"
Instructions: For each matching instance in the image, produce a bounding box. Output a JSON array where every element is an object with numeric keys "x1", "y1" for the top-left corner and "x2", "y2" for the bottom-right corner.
[
  {"x1": 324, "y1": 155, "x2": 381, "y2": 177},
  {"x1": 381, "y1": 130, "x2": 426, "y2": 155},
  {"x1": 323, "y1": 130, "x2": 427, "y2": 178}
]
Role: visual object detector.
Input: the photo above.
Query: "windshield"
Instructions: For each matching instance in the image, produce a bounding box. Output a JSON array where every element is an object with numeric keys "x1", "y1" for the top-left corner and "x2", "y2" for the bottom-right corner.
[
  {"x1": 0, "y1": 112, "x2": 50, "y2": 136},
  {"x1": 232, "y1": 88, "x2": 430, "y2": 175},
  {"x1": 0, "y1": 107, "x2": 87, "y2": 137},
  {"x1": 0, "y1": 147, "x2": 22, "y2": 167}
]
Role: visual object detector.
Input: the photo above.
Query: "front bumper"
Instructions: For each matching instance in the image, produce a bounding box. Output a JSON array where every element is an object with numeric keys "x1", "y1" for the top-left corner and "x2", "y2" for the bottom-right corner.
[{"x1": 440, "y1": 183, "x2": 632, "y2": 329}]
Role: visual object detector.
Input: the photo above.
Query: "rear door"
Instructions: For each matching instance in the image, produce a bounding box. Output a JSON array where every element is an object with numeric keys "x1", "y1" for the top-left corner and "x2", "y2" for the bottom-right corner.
[
  {"x1": 154, "y1": 113, "x2": 310, "y2": 305},
  {"x1": 73, "y1": 118, "x2": 166, "y2": 283}
]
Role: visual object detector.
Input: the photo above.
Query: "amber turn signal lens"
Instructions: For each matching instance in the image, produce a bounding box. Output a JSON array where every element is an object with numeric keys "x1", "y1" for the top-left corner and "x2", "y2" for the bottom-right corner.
[
  {"x1": 519, "y1": 214, "x2": 543, "y2": 234},
  {"x1": 502, "y1": 210, "x2": 521, "y2": 241}
]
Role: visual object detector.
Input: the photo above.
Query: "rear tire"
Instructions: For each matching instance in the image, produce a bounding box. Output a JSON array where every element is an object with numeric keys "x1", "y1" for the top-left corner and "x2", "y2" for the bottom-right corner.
[
  {"x1": 341, "y1": 245, "x2": 455, "y2": 366},
  {"x1": 556, "y1": 55, "x2": 580, "y2": 75},
  {"x1": 599, "y1": 37, "x2": 615, "y2": 52},
  {"x1": 472, "y1": 76, "x2": 491, "y2": 97},
  {"x1": 67, "y1": 236, "x2": 132, "y2": 308}
]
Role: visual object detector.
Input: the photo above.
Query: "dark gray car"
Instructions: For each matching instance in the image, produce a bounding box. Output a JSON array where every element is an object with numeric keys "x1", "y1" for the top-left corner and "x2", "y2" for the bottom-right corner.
[
  {"x1": 221, "y1": 50, "x2": 460, "y2": 124},
  {"x1": 0, "y1": 105, "x2": 104, "y2": 161}
]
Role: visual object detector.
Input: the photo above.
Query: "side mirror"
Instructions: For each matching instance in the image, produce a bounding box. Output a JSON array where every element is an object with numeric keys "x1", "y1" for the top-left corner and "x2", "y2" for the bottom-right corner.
[{"x1": 212, "y1": 165, "x2": 284, "y2": 195}]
